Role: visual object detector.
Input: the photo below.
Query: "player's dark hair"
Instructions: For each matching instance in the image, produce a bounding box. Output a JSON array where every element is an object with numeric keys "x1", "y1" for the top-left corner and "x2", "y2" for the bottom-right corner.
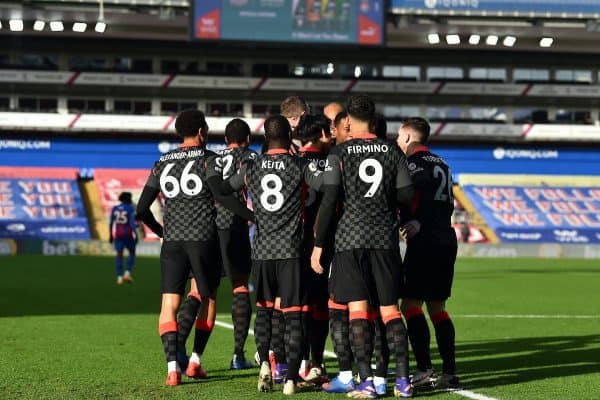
[
  {"x1": 264, "y1": 115, "x2": 291, "y2": 149},
  {"x1": 333, "y1": 111, "x2": 348, "y2": 127},
  {"x1": 225, "y1": 118, "x2": 250, "y2": 144},
  {"x1": 119, "y1": 192, "x2": 132, "y2": 204},
  {"x1": 402, "y1": 117, "x2": 431, "y2": 143},
  {"x1": 174, "y1": 109, "x2": 208, "y2": 139},
  {"x1": 346, "y1": 94, "x2": 375, "y2": 124},
  {"x1": 296, "y1": 114, "x2": 331, "y2": 145},
  {"x1": 372, "y1": 112, "x2": 387, "y2": 139}
]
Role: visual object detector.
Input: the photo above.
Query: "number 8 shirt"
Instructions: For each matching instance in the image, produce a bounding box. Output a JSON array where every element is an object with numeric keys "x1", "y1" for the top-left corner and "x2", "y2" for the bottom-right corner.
[
  {"x1": 146, "y1": 145, "x2": 218, "y2": 242},
  {"x1": 226, "y1": 148, "x2": 323, "y2": 260}
]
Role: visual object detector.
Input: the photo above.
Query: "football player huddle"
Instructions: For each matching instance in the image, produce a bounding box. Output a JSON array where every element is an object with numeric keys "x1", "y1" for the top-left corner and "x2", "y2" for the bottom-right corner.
[{"x1": 136, "y1": 94, "x2": 459, "y2": 398}]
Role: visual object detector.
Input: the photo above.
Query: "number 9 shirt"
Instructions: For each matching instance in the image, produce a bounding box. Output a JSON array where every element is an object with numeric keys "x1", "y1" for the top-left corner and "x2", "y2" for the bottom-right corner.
[{"x1": 324, "y1": 135, "x2": 413, "y2": 252}]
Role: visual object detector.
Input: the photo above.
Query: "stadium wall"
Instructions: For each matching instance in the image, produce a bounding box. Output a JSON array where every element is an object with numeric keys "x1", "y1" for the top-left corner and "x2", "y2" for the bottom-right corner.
[
  {"x1": 2, "y1": 239, "x2": 600, "y2": 259},
  {"x1": 1, "y1": 137, "x2": 599, "y2": 177}
]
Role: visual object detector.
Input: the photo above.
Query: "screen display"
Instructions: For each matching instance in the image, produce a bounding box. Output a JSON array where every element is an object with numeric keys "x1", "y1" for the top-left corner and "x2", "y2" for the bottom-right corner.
[{"x1": 192, "y1": 0, "x2": 384, "y2": 46}]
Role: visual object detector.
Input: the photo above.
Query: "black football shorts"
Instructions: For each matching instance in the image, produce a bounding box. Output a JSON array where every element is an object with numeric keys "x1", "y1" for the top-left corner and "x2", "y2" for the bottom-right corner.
[
  {"x1": 402, "y1": 239, "x2": 457, "y2": 301},
  {"x1": 217, "y1": 228, "x2": 252, "y2": 283},
  {"x1": 252, "y1": 258, "x2": 303, "y2": 309},
  {"x1": 160, "y1": 240, "x2": 222, "y2": 296},
  {"x1": 329, "y1": 248, "x2": 402, "y2": 307}
]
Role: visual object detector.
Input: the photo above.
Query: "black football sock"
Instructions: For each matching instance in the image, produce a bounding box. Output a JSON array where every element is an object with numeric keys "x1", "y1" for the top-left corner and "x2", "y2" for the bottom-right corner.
[
  {"x1": 159, "y1": 321, "x2": 178, "y2": 364},
  {"x1": 176, "y1": 293, "x2": 201, "y2": 353},
  {"x1": 405, "y1": 307, "x2": 432, "y2": 371},
  {"x1": 349, "y1": 312, "x2": 374, "y2": 381},
  {"x1": 310, "y1": 307, "x2": 329, "y2": 366},
  {"x1": 271, "y1": 309, "x2": 287, "y2": 364},
  {"x1": 373, "y1": 316, "x2": 390, "y2": 378},
  {"x1": 301, "y1": 309, "x2": 311, "y2": 362},
  {"x1": 329, "y1": 304, "x2": 353, "y2": 371},
  {"x1": 432, "y1": 311, "x2": 456, "y2": 375},
  {"x1": 192, "y1": 319, "x2": 214, "y2": 356},
  {"x1": 384, "y1": 313, "x2": 409, "y2": 379},
  {"x1": 284, "y1": 311, "x2": 303, "y2": 381},
  {"x1": 232, "y1": 290, "x2": 252, "y2": 358},
  {"x1": 254, "y1": 307, "x2": 273, "y2": 365}
]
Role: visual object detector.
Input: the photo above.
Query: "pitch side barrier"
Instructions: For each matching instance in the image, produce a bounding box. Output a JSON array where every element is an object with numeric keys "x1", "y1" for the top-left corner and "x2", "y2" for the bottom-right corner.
[{"x1": 2, "y1": 239, "x2": 600, "y2": 259}]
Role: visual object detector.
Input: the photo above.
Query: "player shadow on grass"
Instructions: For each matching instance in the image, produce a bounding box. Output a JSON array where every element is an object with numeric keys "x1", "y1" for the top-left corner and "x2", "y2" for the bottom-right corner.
[{"x1": 453, "y1": 335, "x2": 600, "y2": 389}]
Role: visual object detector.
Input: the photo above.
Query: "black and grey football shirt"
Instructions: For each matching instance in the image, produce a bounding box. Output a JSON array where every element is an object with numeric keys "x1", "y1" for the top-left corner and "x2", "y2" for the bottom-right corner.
[
  {"x1": 226, "y1": 149, "x2": 323, "y2": 260},
  {"x1": 144, "y1": 145, "x2": 217, "y2": 242},
  {"x1": 320, "y1": 133, "x2": 413, "y2": 252},
  {"x1": 406, "y1": 146, "x2": 457, "y2": 246},
  {"x1": 214, "y1": 146, "x2": 257, "y2": 231},
  {"x1": 297, "y1": 146, "x2": 329, "y2": 251}
]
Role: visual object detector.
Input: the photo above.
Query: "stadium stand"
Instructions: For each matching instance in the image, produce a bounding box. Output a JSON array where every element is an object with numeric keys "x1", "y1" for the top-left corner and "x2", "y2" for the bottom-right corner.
[
  {"x1": 460, "y1": 175, "x2": 600, "y2": 244},
  {"x1": 94, "y1": 168, "x2": 163, "y2": 241},
  {"x1": 0, "y1": 166, "x2": 90, "y2": 240}
]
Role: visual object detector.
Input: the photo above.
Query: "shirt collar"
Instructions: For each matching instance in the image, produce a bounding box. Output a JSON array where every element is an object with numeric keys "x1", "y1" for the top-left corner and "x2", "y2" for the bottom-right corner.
[
  {"x1": 351, "y1": 132, "x2": 377, "y2": 140},
  {"x1": 265, "y1": 148, "x2": 289, "y2": 155}
]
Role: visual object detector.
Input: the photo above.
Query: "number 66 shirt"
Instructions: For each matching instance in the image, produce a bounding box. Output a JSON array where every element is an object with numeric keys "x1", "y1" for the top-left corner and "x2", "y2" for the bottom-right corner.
[
  {"x1": 223, "y1": 148, "x2": 323, "y2": 260},
  {"x1": 145, "y1": 145, "x2": 219, "y2": 242}
]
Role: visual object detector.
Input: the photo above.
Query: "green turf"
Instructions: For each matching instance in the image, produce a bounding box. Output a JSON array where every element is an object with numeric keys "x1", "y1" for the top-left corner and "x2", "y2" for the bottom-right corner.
[{"x1": 1, "y1": 255, "x2": 599, "y2": 399}]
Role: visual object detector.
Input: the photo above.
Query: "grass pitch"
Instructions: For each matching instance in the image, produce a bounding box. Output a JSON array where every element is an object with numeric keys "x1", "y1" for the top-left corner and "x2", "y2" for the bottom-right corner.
[{"x1": 1, "y1": 255, "x2": 599, "y2": 399}]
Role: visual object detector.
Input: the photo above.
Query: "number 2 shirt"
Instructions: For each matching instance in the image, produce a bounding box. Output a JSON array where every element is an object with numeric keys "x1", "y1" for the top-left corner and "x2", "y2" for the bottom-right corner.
[
  {"x1": 322, "y1": 133, "x2": 413, "y2": 252},
  {"x1": 144, "y1": 145, "x2": 217, "y2": 242},
  {"x1": 214, "y1": 146, "x2": 257, "y2": 231},
  {"x1": 225, "y1": 149, "x2": 323, "y2": 261}
]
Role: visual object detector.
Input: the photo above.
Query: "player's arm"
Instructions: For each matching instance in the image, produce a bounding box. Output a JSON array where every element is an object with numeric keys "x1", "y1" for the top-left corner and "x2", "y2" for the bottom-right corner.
[
  {"x1": 205, "y1": 157, "x2": 255, "y2": 222},
  {"x1": 135, "y1": 169, "x2": 164, "y2": 238},
  {"x1": 311, "y1": 152, "x2": 342, "y2": 274},
  {"x1": 108, "y1": 206, "x2": 116, "y2": 243},
  {"x1": 301, "y1": 159, "x2": 324, "y2": 191},
  {"x1": 396, "y1": 156, "x2": 420, "y2": 239}
]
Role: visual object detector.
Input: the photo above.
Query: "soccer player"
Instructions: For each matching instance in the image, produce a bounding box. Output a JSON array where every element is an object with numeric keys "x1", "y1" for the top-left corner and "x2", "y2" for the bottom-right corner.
[
  {"x1": 217, "y1": 115, "x2": 324, "y2": 395},
  {"x1": 280, "y1": 95, "x2": 309, "y2": 134},
  {"x1": 135, "y1": 109, "x2": 254, "y2": 386},
  {"x1": 319, "y1": 108, "x2": 357, "y2": 394},
  {"x1": 332, "y1": 111, "x2": 350, "y2": 144},
  {"x1": 370, "y1": 111, "x2": 392, "y2": 395},
  {"x1": 396, "y1": 117, "x2": 459, "y2": 390},
  {"x1": 109, "y1": 191, "x2": 137, "y2": 285},
  {"x1": 323, "y1": 101, "x2": 344, "y2": 142},
  {"x1": 215, "y1": 118, "x2": 257, "y2": 369},
  {"x1": 296, "y1": 114, "x2": 334, "y2": 383},
  {"x1": 312, "y1": 94, "x2": 415, "y2": 398}
]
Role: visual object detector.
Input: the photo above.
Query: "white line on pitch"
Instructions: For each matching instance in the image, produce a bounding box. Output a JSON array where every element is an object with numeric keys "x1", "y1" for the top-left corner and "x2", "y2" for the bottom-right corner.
[
  {"x1": 456, "y1": 314, "x2": 600, "y2": 319},
  {"x1": 452, "y1": 390, "x2": 499, "y2": 400},
  {"x1": 214, "y1": 319, "x2": 501, "y2": 400}
]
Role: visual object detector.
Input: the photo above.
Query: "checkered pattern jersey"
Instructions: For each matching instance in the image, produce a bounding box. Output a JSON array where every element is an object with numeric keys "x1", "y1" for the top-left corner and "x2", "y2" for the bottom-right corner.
[
  {"x1": 330, "y1": 138, "x2": 407, "y2": 252},
  {"x1": 245, "y1": 153, "x2": 316, "y2": 260},
  {"x1": 145, "y1": 146, "x2": 217, "y2": 242},
  {"x1": 297, "y1": 149, "x2": 328, "y2": 247},
  {"x1": 406, "y1": 148, "x2": 457, "y2": 245},
  {"x1": 214, "y1": 147, "x2": 257, "y2": 230}
]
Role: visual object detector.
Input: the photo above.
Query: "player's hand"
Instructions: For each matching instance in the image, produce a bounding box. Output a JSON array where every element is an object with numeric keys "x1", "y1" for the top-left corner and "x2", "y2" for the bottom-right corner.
[
  {"x1": 311, "y1": 246, "x2": 324, "y2": 274},
  {"x1": 400, "y1": 220, "x2": 421, "y2": 240}
]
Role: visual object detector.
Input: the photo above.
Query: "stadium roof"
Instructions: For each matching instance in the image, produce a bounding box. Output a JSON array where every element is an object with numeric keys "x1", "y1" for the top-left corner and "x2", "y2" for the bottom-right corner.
[{"x1": 1, "y1": 1, "x2": 600, "y2": 53}]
